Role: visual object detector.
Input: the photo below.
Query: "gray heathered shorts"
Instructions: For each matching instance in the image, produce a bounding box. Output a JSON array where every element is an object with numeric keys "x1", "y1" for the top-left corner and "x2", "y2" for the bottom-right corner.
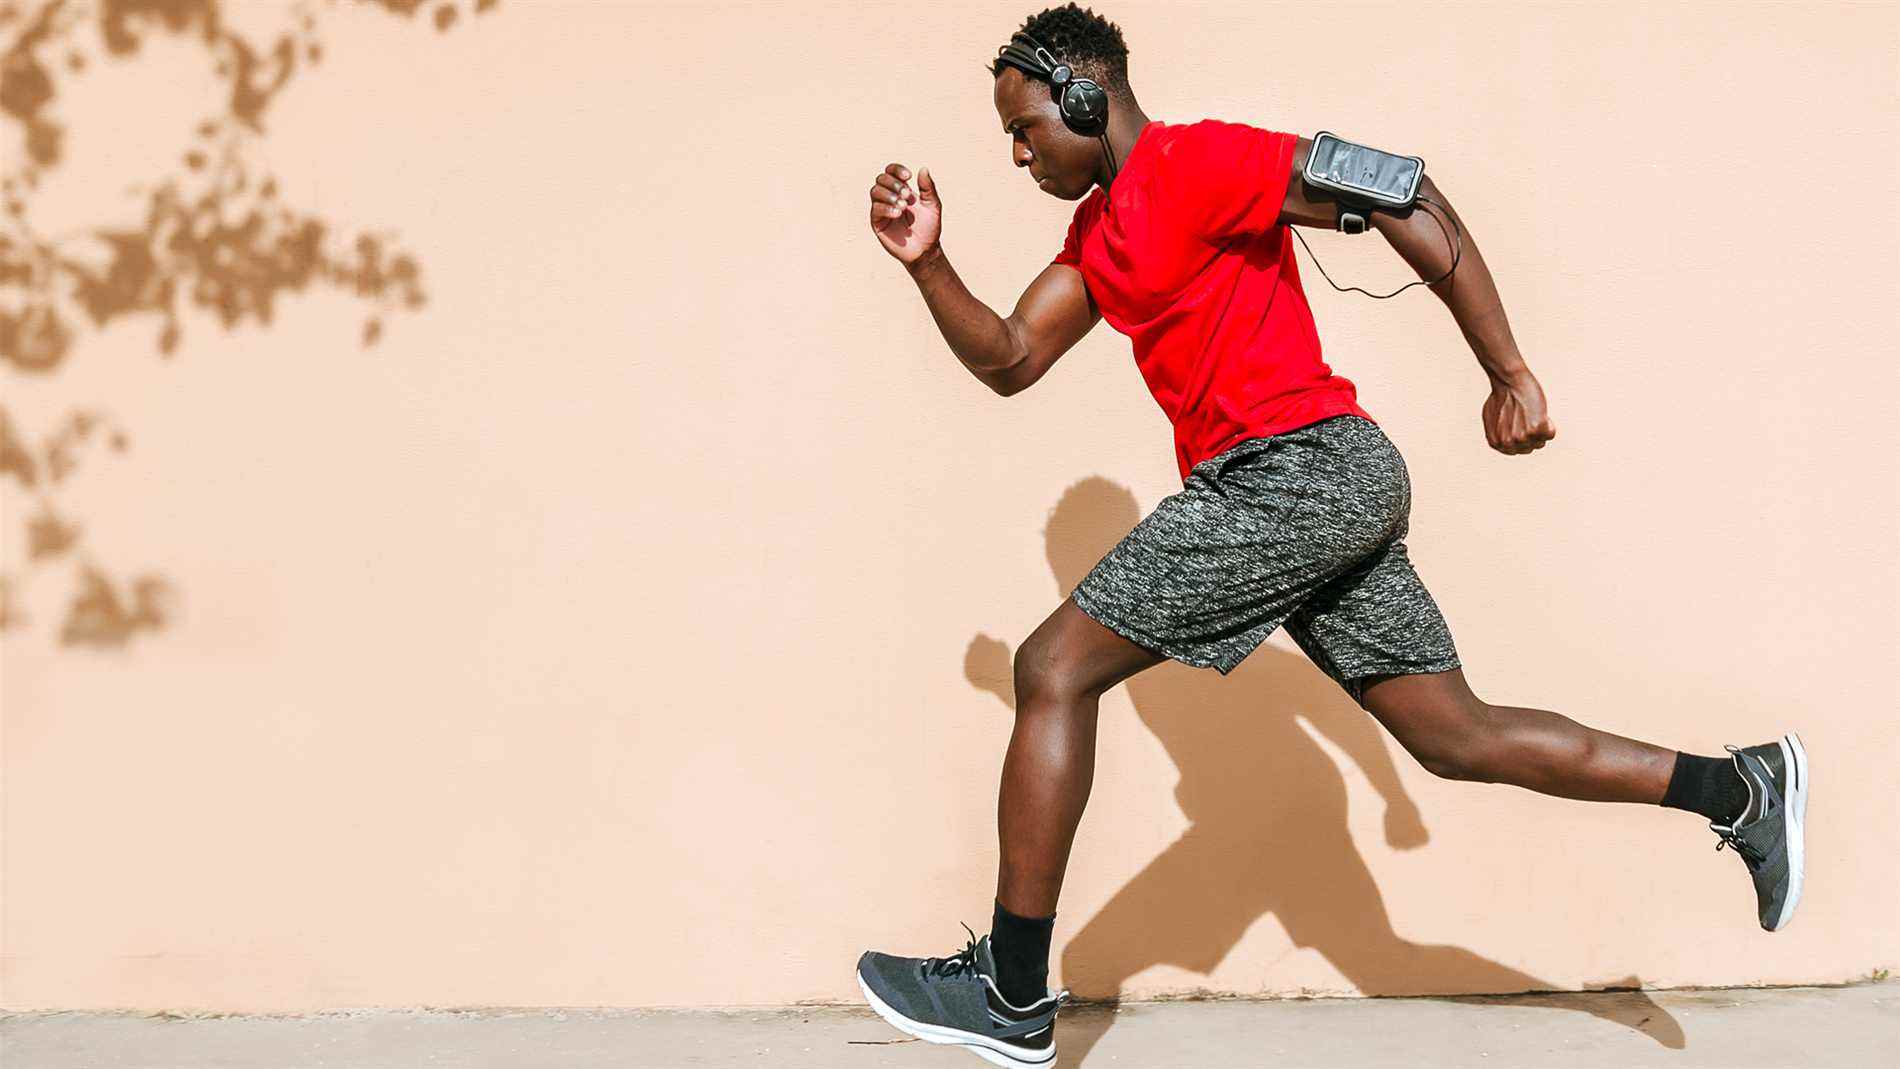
[{"x1": 1068, "y1": 414, "x2": 1461, "y2": 702}]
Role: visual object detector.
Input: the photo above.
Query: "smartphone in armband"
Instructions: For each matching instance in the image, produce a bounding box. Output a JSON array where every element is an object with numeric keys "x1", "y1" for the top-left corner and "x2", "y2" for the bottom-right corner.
[{"x1": 1301, "y1": 131, "x2": 1425, "y2": 233}]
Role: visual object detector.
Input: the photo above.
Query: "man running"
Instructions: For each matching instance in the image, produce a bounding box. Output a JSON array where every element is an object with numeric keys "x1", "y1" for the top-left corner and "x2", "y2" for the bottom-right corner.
[{"x1": 856, "y1": 6, "x2": 1807, "y2": 1065}]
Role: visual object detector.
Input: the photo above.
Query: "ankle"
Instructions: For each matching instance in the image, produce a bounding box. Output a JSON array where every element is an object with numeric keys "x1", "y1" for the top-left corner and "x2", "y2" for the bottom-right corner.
[
  {"x1": 990, "y1": 899, "x2": 1055, "y2": 1006},
  {"x1": 1660, "y1": 751, "x2": 1748, "y2": 825}
]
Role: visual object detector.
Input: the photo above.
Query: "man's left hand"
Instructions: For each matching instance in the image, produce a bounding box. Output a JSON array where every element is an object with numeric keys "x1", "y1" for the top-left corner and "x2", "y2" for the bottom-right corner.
[{"x1": 1482, "y1": 371, "x2": 1557, "y2": 455}]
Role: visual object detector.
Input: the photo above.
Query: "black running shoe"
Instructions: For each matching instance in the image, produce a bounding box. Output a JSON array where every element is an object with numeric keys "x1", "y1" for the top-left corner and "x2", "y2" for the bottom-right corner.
[
  {"x1": 1709, "y1": 732, "x2": 1808, "y2": 931},
  {"x1": 856, "y1": 924, "x2": 1069, "y2": 1068}
]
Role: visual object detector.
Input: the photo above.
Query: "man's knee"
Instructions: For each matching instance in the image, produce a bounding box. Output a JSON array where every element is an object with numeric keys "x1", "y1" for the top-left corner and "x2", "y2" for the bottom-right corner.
[
  {"x1": 1360, "y1": 669, "x2": 1509, "y2": 781},
  {"x1": 1012, "y1": 631, "x2": 1092, "y2": 707},
  {"x1": 1390, "y1": 700, "x2": 1509, "y2": 782},
  {"x1": 1417, "y1": 745, "x2": 1499, "y2": 782}
]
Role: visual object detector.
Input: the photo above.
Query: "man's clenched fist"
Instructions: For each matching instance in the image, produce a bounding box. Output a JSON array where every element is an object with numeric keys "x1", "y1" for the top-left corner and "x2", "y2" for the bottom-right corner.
[
  {"x1": 1482, "y1": 370, "x2": 1558, "y2": 455},
  {"x1": 869, "y1": 162, "x2": 941, "y2": 266}
]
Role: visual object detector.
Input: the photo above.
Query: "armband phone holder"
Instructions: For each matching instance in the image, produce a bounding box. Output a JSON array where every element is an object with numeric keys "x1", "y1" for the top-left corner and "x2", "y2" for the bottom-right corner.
[{"x1": 1300, "y1": 131, "x2": 1426, "y2": 235}]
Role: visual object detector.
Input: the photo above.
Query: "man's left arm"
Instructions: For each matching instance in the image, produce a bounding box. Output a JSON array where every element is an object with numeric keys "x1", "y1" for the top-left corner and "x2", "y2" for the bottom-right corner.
[{"x1": 1282, "y1": 136, "x2": 1557, "y2": 456}]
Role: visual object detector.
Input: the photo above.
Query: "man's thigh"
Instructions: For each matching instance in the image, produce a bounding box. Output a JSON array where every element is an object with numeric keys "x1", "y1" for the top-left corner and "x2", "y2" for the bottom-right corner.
[
  {"x1": 1018, "y1": 597, "x2": 1169, "y2": 697},
  {"x1": 1284, "y1": 535, "x2": 1463, "y2": 706}
]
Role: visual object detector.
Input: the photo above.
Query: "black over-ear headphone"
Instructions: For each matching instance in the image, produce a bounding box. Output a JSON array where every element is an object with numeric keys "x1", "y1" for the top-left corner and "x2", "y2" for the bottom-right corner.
[{"x1": 993, "y1": 31, "x2": 1111, "y2": 138}]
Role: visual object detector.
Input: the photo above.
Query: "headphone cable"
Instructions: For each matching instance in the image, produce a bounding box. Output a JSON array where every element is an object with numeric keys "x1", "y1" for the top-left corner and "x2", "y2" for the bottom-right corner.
[{"x1": 1290, "y1": 193, "x2": 1463, "y2": 299}]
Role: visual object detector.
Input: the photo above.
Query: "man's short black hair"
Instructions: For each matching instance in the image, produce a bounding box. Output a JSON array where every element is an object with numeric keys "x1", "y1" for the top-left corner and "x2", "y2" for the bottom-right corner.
[{"x1": 990, "y1": 4, "x2": 1132, "y2": 102}]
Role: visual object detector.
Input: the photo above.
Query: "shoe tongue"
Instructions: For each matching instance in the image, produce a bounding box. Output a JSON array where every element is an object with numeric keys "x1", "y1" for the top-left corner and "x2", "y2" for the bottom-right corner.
[
  {"x1": 975, "y1": 933, "x2": 1000, "y2": 979},
  {"x1": 1731, "y1": 749, "x2": 1767, "y2": 824}
]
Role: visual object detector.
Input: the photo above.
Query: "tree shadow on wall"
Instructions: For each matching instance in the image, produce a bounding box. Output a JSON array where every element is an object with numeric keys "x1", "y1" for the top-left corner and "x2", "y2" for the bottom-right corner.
[
  {"x1": 0, "y1": 0, "x2": 501, "y2": 646},
  {"x1": 960, "y1": 476, "x2": 1685, "y2": 1065}
]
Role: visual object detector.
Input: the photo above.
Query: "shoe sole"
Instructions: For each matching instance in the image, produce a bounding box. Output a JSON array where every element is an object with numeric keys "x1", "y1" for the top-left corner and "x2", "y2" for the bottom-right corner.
[
  {"x1": 856, "y1": 972, "x2": 1056, "y2": 1068},
  {"x1": 1770, "y1": 731, "x2": 1808, "y2": 932}
]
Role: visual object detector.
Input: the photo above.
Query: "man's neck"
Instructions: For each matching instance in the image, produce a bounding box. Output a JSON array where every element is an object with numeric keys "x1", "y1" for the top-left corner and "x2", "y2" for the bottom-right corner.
[{"x1": 1098, "y1": 108, "x2": 1153, "y2": 191}]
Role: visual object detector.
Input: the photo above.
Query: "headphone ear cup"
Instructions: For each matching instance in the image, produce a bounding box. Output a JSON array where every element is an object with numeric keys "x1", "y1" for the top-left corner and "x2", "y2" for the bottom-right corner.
[{"x1": 1060, "y1": 79, "x2": 1109, "y2": 137}]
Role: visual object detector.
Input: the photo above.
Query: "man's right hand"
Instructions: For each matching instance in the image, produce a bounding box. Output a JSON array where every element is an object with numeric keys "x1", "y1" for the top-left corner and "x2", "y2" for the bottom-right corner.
[{"x1": 869, "y1": 162, "x2": 941, "y2": 267}]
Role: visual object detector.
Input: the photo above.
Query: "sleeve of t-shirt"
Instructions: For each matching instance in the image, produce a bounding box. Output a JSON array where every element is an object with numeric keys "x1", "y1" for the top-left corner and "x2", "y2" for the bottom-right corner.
[{"x1": 1174, "y1": 120, "x2": 1300, "y2": 243}]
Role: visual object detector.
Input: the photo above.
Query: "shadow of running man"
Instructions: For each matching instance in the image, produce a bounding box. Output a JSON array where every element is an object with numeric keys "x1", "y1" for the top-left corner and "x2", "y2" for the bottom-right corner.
[{"x1": 962, "y1": 475, "x2": 1684, "y2": 1065}]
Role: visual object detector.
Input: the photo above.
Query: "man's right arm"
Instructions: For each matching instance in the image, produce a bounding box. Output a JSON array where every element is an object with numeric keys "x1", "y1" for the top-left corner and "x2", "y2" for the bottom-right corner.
[{"x1": 906, "y1": 248, "x2": 1100, "y2": 397}]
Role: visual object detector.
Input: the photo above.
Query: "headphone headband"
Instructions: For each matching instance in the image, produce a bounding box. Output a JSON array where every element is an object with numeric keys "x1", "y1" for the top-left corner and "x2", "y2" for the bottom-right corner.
[
  {"x1": 993, "y1": 30, "x2": 1109, "y2": 138},
  {"x1": 1018, "y1": 32, "x2": 1063, "y2": 75},
  {"x1": 993, "y1": 34, "x2": 1056, "y2": 82}
]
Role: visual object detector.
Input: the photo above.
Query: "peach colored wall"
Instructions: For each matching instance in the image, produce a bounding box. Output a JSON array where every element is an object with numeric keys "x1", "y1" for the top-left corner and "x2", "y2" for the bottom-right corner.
[{"x1": 2, "y1": 1, "x2": 1896, "y2": 1012}]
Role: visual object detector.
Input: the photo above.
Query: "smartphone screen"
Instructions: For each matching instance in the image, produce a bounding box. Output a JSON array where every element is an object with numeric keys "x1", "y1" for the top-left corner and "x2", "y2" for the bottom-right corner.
[{"x1": 1309, "y1": 135, "x2": 1421, "y2": 205}]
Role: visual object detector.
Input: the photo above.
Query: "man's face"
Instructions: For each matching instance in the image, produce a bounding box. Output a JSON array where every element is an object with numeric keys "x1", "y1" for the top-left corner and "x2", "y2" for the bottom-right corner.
[{"x1": 993, "y1": 68, "x2": 1096, "y2": 200}]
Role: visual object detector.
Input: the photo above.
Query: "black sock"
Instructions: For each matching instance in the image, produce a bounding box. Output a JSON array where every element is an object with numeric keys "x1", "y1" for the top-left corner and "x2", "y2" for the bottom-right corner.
[
  {"x1": 1660, "y1": 751, "x2": 1749, "y2": 824},
  {"x1": 989, "y1": 900, "x2": 1054, "y2": 1007}
]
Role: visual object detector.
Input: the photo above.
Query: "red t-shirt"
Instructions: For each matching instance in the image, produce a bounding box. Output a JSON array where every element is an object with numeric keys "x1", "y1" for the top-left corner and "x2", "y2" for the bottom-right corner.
[{"x1": 1053, "y1": 118, "x2": 1375, "y2": 482}]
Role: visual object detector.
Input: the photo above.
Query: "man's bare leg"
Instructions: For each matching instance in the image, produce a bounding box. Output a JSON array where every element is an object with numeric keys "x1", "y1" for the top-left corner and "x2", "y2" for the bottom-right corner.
[
  {"x1": 1358, "y1": 665, "x2": 1807, "y2": 932},
  {"x1": 1356, "y1": 667, "x2": 1680, "y2": 800},
  {"x1": 989, "y1": 598, "x2": 1164, "y2": 1001}
]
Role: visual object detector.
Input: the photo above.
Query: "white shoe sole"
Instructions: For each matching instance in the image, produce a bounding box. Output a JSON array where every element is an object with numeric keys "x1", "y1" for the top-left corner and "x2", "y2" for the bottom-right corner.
[
  {"x1": 1770, "y1": 731, "x2": 1808, "y2": 931},
  {"x1": 856, "y1": 972, "x2": 1056, "y2": 1068}
]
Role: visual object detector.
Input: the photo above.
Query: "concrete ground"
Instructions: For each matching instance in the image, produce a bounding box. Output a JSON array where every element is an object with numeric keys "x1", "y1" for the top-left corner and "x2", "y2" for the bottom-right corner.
[{"x1": 4, "y1": 982, "x2": 1894, "y2": 1068}]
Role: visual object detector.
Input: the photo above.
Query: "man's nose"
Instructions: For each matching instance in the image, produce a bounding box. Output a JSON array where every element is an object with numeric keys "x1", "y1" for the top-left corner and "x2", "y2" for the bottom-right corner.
[{"x1": 1014, "y1": 146, "x2": 1032, "y2": 168}]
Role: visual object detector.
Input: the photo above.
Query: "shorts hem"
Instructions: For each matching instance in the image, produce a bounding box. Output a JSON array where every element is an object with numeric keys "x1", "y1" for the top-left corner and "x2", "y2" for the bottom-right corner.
[{"x1": 1067, "y1": 588, "x2": 1247, "y2": 674}]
